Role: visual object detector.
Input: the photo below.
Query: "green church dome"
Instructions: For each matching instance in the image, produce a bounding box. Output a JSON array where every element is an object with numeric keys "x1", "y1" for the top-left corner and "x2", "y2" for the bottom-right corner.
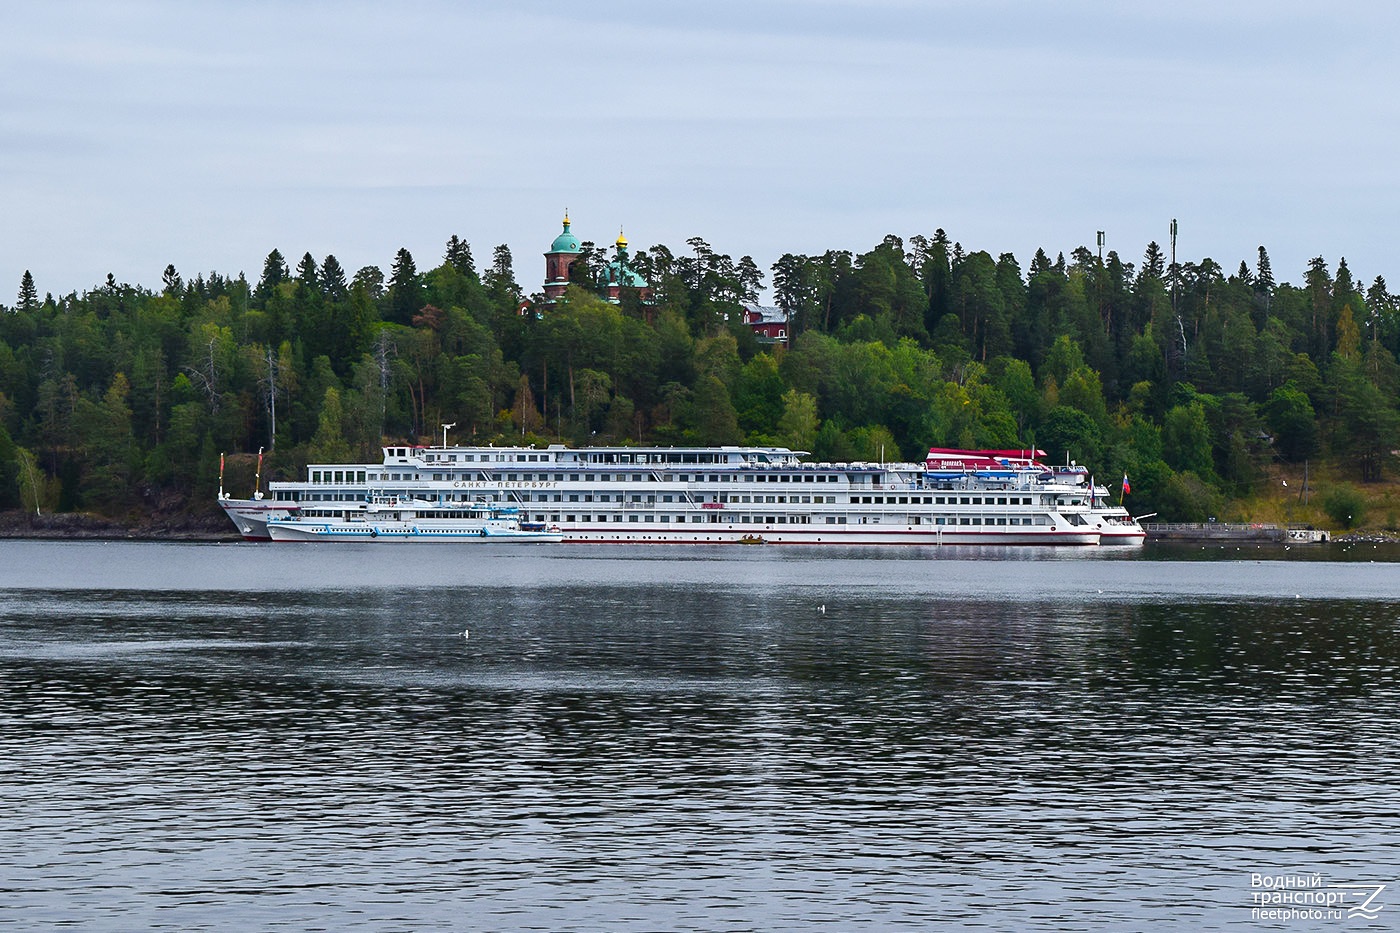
[{"x1": 549, "y1": 213, "x2": 582, "y2": 254}]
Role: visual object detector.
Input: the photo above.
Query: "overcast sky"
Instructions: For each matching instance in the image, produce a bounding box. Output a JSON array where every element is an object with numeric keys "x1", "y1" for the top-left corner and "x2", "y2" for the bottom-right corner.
[{"x1": 5, "y1": 0, "x2": 1400, "y2": 302}]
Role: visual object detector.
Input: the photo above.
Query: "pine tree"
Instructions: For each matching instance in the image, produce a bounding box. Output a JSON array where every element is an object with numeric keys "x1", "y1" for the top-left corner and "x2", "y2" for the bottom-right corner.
[
  {"x1": 162, "y1": 264, "x2": 182, "y2": 296},
  {"x1": 1365, "y1": 275, "x2": 1391, "y2": 342},
  {"x1": 444, "y1": 235, "x2": 476, "y2": 278},
  {"x1": 736, "y1": 256, "x2": 763, "y2": 303},
  {"x1": 483, "y1": 244, "x2": 519, "y2": 302},
  {"x1": 296, "y1": 252, "x2": 319, "y2": 289},
  {"x1": 256, "y1": 249, "x2": 288, "y2": 306},
  {"x1": 386, "y1": 248, "x2": 421, "y2": 325},
  {"x1": 321, "y1": 254, "x2": 348, "y2": 302},
  {"x1": 1255, "y1": 246, "x2": 1275, "y2": 291},
  {"x1": 1029, "y1": 248, "x2": 1052, "y2": 277},
  {"x1": 922, "y1": 229, "x2": 952, "y2": 335},
  {"x1": 1141, "y1": 242, "x2": 1165, "y2": 280},
  {"x1": 1305, "y1": 256, "x2": 1333, "y2": 359},
  {"x1": 16, "y1": 270, "x2": 38, "y2": 312}
]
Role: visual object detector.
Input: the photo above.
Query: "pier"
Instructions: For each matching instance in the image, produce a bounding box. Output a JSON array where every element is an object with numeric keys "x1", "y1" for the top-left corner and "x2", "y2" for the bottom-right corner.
[{"x1": 1143, "y1": 523, "x2": 1329, "y2": 544}]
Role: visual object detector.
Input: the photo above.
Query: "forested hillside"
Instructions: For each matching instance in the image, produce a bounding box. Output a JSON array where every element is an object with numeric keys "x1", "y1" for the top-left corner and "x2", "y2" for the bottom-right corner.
[{"x1": 2, "y1": 230, "x2": 1397, "y2": 528}]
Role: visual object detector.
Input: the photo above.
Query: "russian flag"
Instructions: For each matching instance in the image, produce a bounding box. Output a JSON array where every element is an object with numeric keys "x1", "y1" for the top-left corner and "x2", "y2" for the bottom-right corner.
[{"x1": 1121, "y1": 473, "x2": 1131, "y2": 495}]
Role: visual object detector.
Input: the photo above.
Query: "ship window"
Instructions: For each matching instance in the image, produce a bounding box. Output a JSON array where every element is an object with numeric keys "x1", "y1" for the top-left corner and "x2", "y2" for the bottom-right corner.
[{"x1": 570, "y1": 495, "x2": 579, "y2": 502}]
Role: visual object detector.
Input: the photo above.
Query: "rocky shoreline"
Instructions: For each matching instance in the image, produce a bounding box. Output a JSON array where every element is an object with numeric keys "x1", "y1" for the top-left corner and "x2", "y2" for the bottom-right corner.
[
  {"x1": 1332, "y1": 531, "x2": 1400, "y2": 544},
  {"x1": 0, "y1": 509, "x2": 235, "y2": 541}
]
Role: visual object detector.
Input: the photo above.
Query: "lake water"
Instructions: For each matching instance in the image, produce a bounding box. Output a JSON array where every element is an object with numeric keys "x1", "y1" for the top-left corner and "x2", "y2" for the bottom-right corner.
[{"x1": 1, "y1": 541, "x2": 1397, "y2": 930}]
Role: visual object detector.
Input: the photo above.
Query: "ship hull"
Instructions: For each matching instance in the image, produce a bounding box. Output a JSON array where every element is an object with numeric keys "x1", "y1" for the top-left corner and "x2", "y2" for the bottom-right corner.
[
  {"x1": 219, "y1": 498, "x2": 298, "y2": 540},
  {"x1": 267, "y1": 522, "x2": 562, "y2": 543}
]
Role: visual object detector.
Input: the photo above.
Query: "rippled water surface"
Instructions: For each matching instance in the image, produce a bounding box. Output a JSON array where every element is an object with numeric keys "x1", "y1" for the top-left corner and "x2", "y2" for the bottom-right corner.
[{"x1": 1, "y1": 541, "x2": 1397, "y2": 930}]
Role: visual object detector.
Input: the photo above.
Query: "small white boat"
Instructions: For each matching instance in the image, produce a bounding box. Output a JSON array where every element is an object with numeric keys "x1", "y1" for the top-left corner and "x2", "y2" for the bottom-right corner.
[
  {"x1": 266, "y1": 496, "x2": 563, "y2": 543},
  {"x1": 1090, "y1": 505, "x2": 1149, "y2": 545}
]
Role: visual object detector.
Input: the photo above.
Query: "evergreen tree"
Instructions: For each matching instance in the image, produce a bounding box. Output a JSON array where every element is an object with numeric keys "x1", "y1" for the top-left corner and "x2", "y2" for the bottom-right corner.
[
  {"x1": 385, "y1": 248, "x2": 421, "y2": 325},
  {"x1": 1255, "y1": 246, "x2": 1275, "y2": 292},
  {"x1": 256, "y1": 249, "x2": 288, "y2": 306},
  {"x1": 1334, "y1": 258, "x2": 1357, "y2": 314},
  {"x1": 296, "y1": 252, "x2": 319, "y2": 289},
  {"x1": 321, "y1": 254, "x2": 348, "y2": 302},
  {"x1": 736, "y1": 255, "x2": 763, "y2": 303},
  {"x1": 1141, "y1": 242, "x2": 1165, "y2": 280},
  {"x1": 772, "y1": 253, "x2": 815, "y2": 337},
  {"x1": 921, "y1": 229, "x2": 952, "y2": 336},
  {"x1": 1030, "y1": 248, "x2": 1052, "y2": 277},
  {"x1": 1365, "y1": 275, "x2": 1393, "y2": 346},
  {"x1": 1304, "y1": 256, "x2": 1333, "y2": 359},
  {"x1": 162, "y1": 264, "x2": 182, "y2": 296},
  {"x1": 484, "y1": 244, "x2": 519, "y2": 303},
  {"x1": 444, "y1": 235, "x2": 477, "y2": 279},
  {"x1": 16, "y1": 270, "x2": 38, "y2": 312}
]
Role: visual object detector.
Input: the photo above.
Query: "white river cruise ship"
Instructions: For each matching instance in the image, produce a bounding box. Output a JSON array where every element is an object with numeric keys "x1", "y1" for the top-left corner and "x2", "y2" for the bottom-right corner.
[{"x1": 220, "y1": 443, "x2": 1142, "y2": 546}]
